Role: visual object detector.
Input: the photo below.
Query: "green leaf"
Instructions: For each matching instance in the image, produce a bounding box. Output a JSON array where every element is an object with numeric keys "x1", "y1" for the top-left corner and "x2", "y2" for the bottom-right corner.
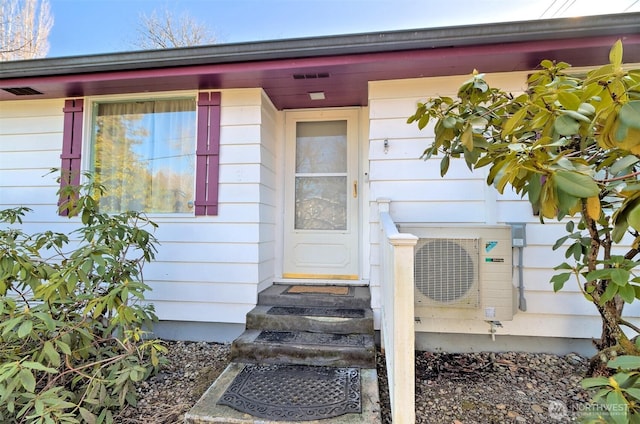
[
  {"x1": 634, "y1": 285, "x2": 640, "y2": 301},
  {"x1": 18, "y1": 369, "x2": 36, "y2": 393},
  {"x1": 624, "y1": 387, "x2": 640, "y2": 401},
  {"x1": 611, "y1": 268, "x2": 631, "y2": 286},
  {"x1": 609, "y1": 356, "x2": 640, "y2": 370},
  {"x1": 527, "y1": 173, "x2": 542, "y2": 205},
  {"x1": 554, "y1": 262, "x2": 573, "y2": 270},
  {"x1": 581, "y1": 376, "x2": 610, "y2": 388},
  {"x1": 601, "y1": 281, "x2": 619, "y2": 304},
  {"x1": 33, "y1": 312, "x2": 56, "y2": 332},
  {"x1": 553, "y1": 171, "x2": 600, "y2": 198},
  {"x1": 82, "y1": 207, "x2": 91, "y2": 225},
  {"x1": 80, "y1": 407, "x2": 97, "y2": 424},
  {"x1": 620, "y1": 101, "x2": 640, "y2": 130},
  {"x1": 460, "y1": 124, "x2": 473, "y2": 151},
  {"x1": 613, "y1": 219, "x2": 629, "y2": 243},
  {"x1": 616, "y1": 121, "x2": 630, "y2": 142},
  {"x1": 440, "y1": 155, "x2": 450, "y2": 177},
  {"x1": 55, "y1": 340, "x2": 72, "y2": 355},
  {"x1": 611, "y1": 155, "x2": 640, "y2": 176},
  {"x1": 540, "y1": 59, "x2": 554, "y2": 69},
  {"x1": 556, "y1": 189, "x2": 579, "y2": 216},
  {"x1": 21, "y1": 361, "x2": 58, "y2": 374},
  {"x1": 607, "y1": 390, "x2": 629, "y2": 424},
  {"x1": 618, "y1": 283, "x2": 636, "y2": 303},
  {"x1": 17, "y1": 320, "x2": 32, "y2": 339},
  {"x1": 627, "y1": 203, "x2": 640, "y2": 232},
  {"x1": 551, "y1": 272, "x2": 571, "y2": 292},
  {"x1": 552, "y1": 235, "x2": 569, "y2": 251},
  {"x1": 502, "y1": 107, "x2": 528, "y2": 136},
  {"x1": 578, "y1": 102, "x2": 596, "y2": 116},
  {"x1": 610, "y1": 39, "x2": 624, "y2": 67},
  {"x1": 558, "y1": 91, "x2": 581, "y2": 110},
  {"x1": 1, "y1": 317, "x2": 22, "y2": 337},
  {"x1": 562, "y1": 109, "x2": 591, "y2": 123},
  {"x1": 442, "y1": 116, "x2": 457, "y2": 129},
  {"x1": 554, "y1": 114, "x2": 580, "y2": 136},
  {"x1": 42, "y1": 341, "x2": 61, "y2": 368},
  {"x1": 587, "y1": 268, "x2": 612, "y2": 282}
]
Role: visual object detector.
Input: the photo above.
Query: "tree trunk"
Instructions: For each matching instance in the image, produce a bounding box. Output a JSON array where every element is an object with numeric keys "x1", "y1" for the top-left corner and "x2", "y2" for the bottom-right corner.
[{"x1": 589, "y1": 294, "x2": 639, "y2": 376}]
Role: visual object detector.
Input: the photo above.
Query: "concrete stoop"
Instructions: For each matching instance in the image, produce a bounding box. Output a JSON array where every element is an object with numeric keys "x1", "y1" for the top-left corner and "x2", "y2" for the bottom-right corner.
[
  {"x1": 184, "y1": 363, "x2": 381, "y2": 424},
  {"x1": 185, "y1": 283, "x2": 382, "y2": 424}
]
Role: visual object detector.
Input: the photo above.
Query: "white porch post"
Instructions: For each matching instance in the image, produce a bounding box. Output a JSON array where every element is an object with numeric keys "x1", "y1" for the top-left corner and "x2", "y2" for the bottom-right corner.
[{"x1": 377, "y1": 198, "x2": 417, "y2": 423}]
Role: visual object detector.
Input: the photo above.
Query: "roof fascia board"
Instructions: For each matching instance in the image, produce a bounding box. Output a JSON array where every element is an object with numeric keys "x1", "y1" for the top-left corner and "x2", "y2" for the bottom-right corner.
[
  {"x1": 0, "y1": 12, "x2": 639, "y2": 80},
  {"x1": 3, "y1": 35, "x2": 635, "y2": 90}
]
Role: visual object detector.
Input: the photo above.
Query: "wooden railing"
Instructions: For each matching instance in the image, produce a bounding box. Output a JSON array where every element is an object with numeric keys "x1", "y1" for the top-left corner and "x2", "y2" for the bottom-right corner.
[{"x1": 377, "y1": 199, "x2": 417, "y2": 423}]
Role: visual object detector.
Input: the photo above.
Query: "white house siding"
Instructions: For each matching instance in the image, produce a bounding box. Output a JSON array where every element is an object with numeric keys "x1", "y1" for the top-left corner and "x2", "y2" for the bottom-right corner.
[
  {"x1": 147, "y1": 88, "x2": 270, "y2": 337},
  {"x1": 368, "y1": 73, "x2": 640, "y2": 351},
  {"x1": 0, "y1": 99, "x2": 68, "y2": 229},
  {"x1": 257, "y1": 91, "x2": 278, "y2": 292},
  {"x1": 0, "y1": 89, "x2": 276, "y2": 342}
]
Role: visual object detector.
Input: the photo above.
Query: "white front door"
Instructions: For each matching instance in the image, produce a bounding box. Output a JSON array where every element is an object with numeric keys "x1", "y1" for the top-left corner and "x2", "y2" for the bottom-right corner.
[{"x1": 283, "y1": 109, "x2": 360, "y2": 280}]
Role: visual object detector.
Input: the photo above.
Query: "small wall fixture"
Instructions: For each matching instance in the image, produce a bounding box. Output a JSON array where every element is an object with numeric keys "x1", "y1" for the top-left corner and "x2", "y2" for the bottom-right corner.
[{"x1": 308, "y1": 92, "x2": 325, "y2": 100}]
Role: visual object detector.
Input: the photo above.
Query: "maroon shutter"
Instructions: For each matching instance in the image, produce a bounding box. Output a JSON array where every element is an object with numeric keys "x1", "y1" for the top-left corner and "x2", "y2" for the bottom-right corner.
[
  {"x1": 195, "y1": 92, "x2": 221, "y2": 216},
  {"x1": 59, "y1": 99, "x2": 84, "y2": 216}
]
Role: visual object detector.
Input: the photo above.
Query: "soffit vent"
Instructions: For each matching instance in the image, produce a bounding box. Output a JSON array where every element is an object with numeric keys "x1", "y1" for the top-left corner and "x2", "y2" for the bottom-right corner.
[
  {"x1": 293, "y1": 73, "x2": 330, "y2": 80},
  {"x1": 2, "y1": 87, "x2": 43, "y2": 96}
]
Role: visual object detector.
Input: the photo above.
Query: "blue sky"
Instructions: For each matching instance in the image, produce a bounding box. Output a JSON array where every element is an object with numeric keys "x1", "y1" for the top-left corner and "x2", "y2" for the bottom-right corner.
[{"x1": 48, "y1": 0, "x2": 640, "y2": 57}]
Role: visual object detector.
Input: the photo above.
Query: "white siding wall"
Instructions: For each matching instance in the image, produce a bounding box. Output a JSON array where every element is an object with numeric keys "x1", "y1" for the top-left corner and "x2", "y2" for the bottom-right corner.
[
  {"x1": 0, "y1": 99, "x2": 67, "y2": 225},
  {"x1": 0, "y1": 89, "x2": 276, "y2": 331},
  {"x1": 368, "y1": 73, "x2": 640, "y2": 342},
  {"x1": 150, "y1": 88, "x2": 271, "y2": 324},
  {"x1": 257, "y1": 92, "x2": 278, "y2": 292}
]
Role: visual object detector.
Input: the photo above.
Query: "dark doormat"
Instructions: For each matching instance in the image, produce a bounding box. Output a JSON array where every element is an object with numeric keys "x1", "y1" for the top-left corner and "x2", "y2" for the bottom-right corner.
[
  {"x1": 255, "y1": 330, "x2": 366, "y2": 347},
  {"x1": 268, "y1": 306, "x2": 365, "y2": 318},
  {"x1": 217, "y1": 364, "x2": 361, "y2": 421}
]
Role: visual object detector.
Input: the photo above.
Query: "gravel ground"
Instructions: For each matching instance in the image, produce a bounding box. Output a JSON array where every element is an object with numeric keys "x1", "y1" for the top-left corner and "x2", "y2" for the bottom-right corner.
[
  {"x1": 114, "y1": 341, "x2": 591, "y2": 423},
  {"x1": 403, "y1": 351, "x2": 590, "y2": 423}
]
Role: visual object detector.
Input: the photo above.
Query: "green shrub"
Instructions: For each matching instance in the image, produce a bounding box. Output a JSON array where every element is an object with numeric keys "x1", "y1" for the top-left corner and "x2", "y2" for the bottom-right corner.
[
  {"x1": 582, "y1": 355, "x2": 640, "y2": 423},
  {"x1": 0, "y1": 177, "x2": 166, "y2": 423}
]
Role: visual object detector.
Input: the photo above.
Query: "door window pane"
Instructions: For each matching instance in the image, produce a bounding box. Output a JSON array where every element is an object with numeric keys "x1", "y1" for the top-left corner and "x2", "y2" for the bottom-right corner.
[
  {"x1": 294, "y1": 120, "x2": 349, "y2": 231},
  {"x1": 295, "y1": 176, "x2": 347, "y2": 230},
  {"x1": 295, "y1": 121, "x2": 347, "y2": 173},
  {"x1": 91, "y1": 98, "x2": 196, "y2": 213}
]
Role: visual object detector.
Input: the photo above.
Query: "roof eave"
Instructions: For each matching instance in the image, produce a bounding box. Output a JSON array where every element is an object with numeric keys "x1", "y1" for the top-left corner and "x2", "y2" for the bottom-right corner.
[{"x1": 1, "y1": 12, "x2": 639, "y2": 79}]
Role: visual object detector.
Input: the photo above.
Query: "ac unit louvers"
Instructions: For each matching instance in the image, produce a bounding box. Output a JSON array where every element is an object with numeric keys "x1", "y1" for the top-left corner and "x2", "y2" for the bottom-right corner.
[
  {"x1": 415, "y1": 237, "x2": 479, "y2": 308},
  {"x1": 401, "y1": 225, "x2": 515, "y2": 322}
]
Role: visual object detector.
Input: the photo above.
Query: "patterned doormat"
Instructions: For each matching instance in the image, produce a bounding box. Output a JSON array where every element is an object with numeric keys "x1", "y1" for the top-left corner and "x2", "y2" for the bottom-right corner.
[
  {"x1": 267, "y1": 306, "x2": 365, "y2": 318},
  {"x1": 217, "y1": 364, "x2": 361, "y2": 421},
  {"x1": 285, "y1": 285, "x2": 352, "y2": 296},
  {"x1": 255, "y1": 330, "x2": 366, "y2": 347}
]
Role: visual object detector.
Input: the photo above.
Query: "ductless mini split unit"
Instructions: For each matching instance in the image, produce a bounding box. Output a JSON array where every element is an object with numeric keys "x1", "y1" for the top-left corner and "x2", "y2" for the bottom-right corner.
[{"x1": 400, "y1": 225, "x2": 515, "y2": 322}]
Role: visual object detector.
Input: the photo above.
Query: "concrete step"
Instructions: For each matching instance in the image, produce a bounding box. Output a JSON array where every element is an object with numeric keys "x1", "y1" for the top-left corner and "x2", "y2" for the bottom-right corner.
[
  {"x1": 185, "y1": 362, "x2": 381, "y2": 424},
  {"x1": 186, "y1": 284, "x2": 380, "y2": 423},
  {"x1": 245, "y1": 304, "x2": 374, "y2": 335},
  {"x1": 231, "y1": 329, "x2": 376, "y2": 368},
  {"x1": 258, "y1": 284, "x2": 371, "y2": 309}
]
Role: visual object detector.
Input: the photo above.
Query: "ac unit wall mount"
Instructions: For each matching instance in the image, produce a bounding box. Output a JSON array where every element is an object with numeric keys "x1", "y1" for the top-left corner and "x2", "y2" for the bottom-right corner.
[{"x1": 400, "y1": 225, "x2": 515, "y2": 322}]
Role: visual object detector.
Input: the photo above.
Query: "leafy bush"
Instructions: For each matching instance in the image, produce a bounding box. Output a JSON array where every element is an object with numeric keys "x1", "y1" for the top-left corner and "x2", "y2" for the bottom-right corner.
[
  {"x1": 0, "y1": 178, "x2": 166, "y2": 423},
  {"x1": 407, "y1": 41, "x2": 640, "y2": 374},
  {"x1": 582, "y1": 355, "x2": 640, "y2": 423}
]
